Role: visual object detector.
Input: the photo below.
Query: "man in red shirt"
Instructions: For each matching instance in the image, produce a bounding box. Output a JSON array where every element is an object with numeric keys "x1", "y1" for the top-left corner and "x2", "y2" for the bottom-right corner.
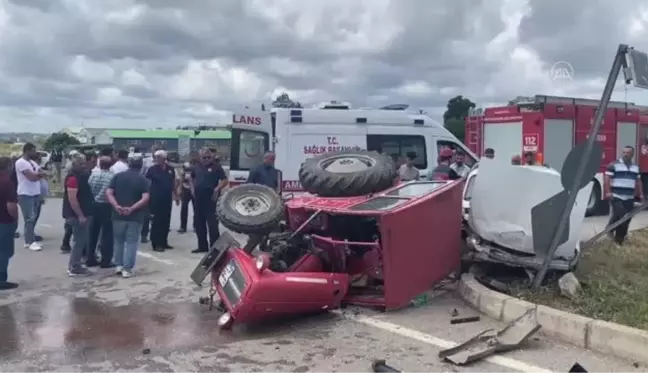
[{"x1": 0, "y1": 156, "x2": 19, "y2": 290}]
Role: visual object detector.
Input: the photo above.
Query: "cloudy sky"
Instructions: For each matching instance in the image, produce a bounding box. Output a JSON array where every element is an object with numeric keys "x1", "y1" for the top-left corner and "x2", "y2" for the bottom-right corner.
[{"x1": 0, "y1": 0, "x2": 647, "y2": 133}]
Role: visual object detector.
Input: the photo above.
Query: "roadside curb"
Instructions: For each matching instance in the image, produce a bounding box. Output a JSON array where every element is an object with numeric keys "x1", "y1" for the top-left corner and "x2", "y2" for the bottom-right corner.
[{"x1": 458, "y1": 273, "x2": 648, "y2": 364}]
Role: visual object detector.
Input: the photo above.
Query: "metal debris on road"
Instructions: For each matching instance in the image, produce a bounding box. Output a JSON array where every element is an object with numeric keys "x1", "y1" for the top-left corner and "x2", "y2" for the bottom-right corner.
[
  {"x1": 450, "y1": 316, "x2": 480, "y2": 325},
  {"x1": 438, "y1": 308, "x2": 541, "y2": 365},
  {"x1": 450, "y1": 308, "x2": 459, "y2": 317},
  {"x1": 371, "y1": 359, "x2": 402, "y2": 372},
  {"x1": 568, "y1": 362, "x2": 588, "y2": 372}
]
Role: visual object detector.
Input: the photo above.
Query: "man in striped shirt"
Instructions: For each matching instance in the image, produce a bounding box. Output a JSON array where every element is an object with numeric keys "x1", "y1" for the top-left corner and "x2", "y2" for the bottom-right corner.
[
  {"x1": 87, "y1": 156, "x2": 115, "y2": 267},
  {"x1": 604, "y1": 146, "x2": 644, "y2": 245}
]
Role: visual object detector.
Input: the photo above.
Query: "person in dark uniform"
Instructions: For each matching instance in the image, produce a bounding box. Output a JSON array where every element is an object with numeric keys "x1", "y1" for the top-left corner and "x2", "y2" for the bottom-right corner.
[
  {"x1": 178, "y1": 152, "x2": 199, "y2": 233},
  {"x1": 430, "y1": 148, "x2": 460, "y2": 181},
  {"x1": 145, "y1": 150, "x2": 179, "y2": 252},
  {"x1": 246, "y1": 152, "x2": 279, "y2": 191},
  {"x1": 190, "y1": 148, "x2": 227, "y2": 254}
]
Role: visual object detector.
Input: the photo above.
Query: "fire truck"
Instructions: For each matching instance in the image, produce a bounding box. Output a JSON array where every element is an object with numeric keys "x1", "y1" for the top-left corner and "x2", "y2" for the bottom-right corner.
[{"x1": 465, "y1": 94, "x2": 648, "y2": 216}]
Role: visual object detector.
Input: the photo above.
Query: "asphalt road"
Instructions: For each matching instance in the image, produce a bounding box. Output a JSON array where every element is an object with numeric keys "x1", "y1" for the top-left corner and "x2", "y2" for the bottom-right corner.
[{"x1": 0, "y1": 200, "x2": 644, "y2": 372}]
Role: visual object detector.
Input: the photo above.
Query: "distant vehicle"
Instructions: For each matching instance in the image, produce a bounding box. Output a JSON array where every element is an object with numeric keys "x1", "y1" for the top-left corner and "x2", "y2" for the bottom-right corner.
[
  {"x1": 465, "y1": 94, "x2": 648, "y2": 216},
  {"x1": 226, "y1": 104, "x2": 477, "y2": 192}
]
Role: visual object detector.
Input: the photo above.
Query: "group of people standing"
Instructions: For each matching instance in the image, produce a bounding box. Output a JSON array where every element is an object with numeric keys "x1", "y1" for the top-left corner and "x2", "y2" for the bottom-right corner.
[{"x1": 0, "y1": 143, "x2": 236, "y2": 289}]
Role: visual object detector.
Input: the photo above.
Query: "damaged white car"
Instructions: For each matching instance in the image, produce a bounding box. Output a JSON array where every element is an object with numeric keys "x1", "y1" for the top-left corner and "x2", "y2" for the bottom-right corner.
[{"x1": 461, "y1": 159, "x2": 591, "y2": 271}]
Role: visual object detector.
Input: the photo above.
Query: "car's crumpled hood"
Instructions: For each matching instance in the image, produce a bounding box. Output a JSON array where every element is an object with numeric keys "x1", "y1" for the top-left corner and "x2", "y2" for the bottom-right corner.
[{"x1": 467, "y1": 159, "x2": 591, "y2": 259}]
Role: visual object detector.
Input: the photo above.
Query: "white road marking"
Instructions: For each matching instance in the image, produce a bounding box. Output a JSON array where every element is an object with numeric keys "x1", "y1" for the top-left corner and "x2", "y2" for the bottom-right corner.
[
  {"x1": 38, "y1": 223, "x2": 53, "y2": 229},
  {"x1": 137, "y1": 251, "x2": 174, "y2": 265},
  {"x1": 339, "y1": 313, "x2": 552, "y2": 373}
]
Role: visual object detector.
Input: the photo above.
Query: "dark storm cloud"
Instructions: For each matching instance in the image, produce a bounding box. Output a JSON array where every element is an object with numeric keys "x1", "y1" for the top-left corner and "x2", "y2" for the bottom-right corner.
[
  {"x1": 0, "y1": 0, "x2": 636, "y2": 131},
  {"x1": 518, "y1": 0, "x2": 646, "y2": 78}
]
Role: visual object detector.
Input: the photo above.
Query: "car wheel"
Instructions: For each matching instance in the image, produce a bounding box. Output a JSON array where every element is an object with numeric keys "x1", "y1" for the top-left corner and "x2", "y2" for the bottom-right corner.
[
  {"x1": 217, "y1": 184, "x2": 284, "y2": 235},
  {"x1": 298, "y1": 150, "x2": 396, "y2": 197}
]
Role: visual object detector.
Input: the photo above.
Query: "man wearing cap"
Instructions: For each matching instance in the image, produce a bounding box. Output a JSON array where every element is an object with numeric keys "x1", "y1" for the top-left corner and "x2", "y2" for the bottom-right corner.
[
  {"x1": 145, "y1": 150, "x2": 179, "y2": 252},
  {"x1": 430, "y1": 148, "x2": 460, "y2": 181},
  {"x1": 189, "y1": 148, "x2": 227, "y2": 254}
]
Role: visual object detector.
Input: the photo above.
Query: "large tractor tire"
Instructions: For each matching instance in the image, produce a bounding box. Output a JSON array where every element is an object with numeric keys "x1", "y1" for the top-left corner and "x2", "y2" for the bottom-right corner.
[
  {"x1": 298, "y1": 150, "x2": 397, "y2": 197},
  {"x1": 217, "y1": 184, "x2": 284, "y2": 235}
]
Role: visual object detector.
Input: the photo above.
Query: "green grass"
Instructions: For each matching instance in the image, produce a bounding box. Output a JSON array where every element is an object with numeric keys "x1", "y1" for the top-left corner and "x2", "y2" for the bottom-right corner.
[{"x1": 512, "y1": 229, "x2": 648, "y2": 330}]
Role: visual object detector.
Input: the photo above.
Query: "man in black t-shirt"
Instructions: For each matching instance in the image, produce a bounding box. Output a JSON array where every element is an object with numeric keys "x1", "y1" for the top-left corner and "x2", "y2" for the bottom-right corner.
[{"x1": 190, "y1": 149, "x2": 227, "y2": 253}]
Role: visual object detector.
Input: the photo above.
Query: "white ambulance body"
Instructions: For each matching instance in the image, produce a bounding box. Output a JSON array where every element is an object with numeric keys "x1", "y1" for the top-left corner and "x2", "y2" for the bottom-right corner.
[{"x1": 227, "y1": 105, "x2": 478, "y2": 192}]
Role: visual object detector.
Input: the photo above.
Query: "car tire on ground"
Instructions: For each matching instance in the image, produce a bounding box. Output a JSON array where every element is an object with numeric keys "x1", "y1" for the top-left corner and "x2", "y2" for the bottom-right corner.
[
  {"x1": 298, "y1": 150, "x2": 397, "y2": 197},
  {"x1": 217, "y1": 184, "x2": 284, "y2": 235}
]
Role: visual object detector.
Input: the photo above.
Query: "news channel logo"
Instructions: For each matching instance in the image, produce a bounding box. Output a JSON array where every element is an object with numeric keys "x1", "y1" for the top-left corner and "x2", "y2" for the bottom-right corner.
[{"x1": 549, "y1": 61, "x2": 574, "y2": 81}]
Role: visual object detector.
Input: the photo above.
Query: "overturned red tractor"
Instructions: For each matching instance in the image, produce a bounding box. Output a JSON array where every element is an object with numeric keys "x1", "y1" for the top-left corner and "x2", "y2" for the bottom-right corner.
[{"x1": 191, "y1": 151, "x2": 463, "y2": 329}]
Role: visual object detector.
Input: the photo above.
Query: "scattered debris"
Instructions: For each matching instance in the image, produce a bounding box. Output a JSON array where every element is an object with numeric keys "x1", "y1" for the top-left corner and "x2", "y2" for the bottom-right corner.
[
  {"x1": 371, "y1": 360, "x2": 402, "y2": 372},
  {"x1": 568, "y1": 362, "x2": 588, "y2": 372},
  {"x1": 439, "y1": 309, "x2": 540, "y2": 365},
  {"x1": 451, "y1": 316, "x2": 480, "y2": 325},
  {"x1": 142, "y1": 348, "x2": 151, "y2": 355},
  {"x1": 410, "y1": 293, "x2": 428, "y2": 307},
  {"x1": 198, "y1": 297, "x2": 209, "y2": 305},
  {"x1": 558, "y1": 272, "x2": 581, "y2": 299},
  {"x1": 451, "y1": 308, "x2": 459, "y2": 317}
]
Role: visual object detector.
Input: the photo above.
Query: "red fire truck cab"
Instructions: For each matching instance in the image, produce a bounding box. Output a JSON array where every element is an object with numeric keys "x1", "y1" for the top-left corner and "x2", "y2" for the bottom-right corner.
[{"x1": 465, "y1": 94, "x2": 648, "y2": 216}]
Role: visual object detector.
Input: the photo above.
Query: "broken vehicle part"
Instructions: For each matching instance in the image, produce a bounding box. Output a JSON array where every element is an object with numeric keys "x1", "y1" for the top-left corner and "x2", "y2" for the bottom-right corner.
[
  {"x1": 299, "y1": 150, "x2": 397, "y2": 197},
  {"x1": 581, "y1": 201, "x2": 648, "y2": 250},
  {"x1": 439, "y1": 309, "x2": 541, "y2": 365},
  {"x1": 217, "y1": 184, "x2": 284, "y2": 235},
  {"x1": 467, "y1": 159, "x2": 590, "y2": 264},
  {"x1": 190, "y1": 232, "x2": 241, "y2": 286},
  {"x1": 197, "y1": 178, "x2": 464, "y2": 328},
  {"x1": 451, "y1": 316, "x2": 480, "y2": 325},
  {"x1": 372, "y1": 360, "x2": 402, "y2": 372}
]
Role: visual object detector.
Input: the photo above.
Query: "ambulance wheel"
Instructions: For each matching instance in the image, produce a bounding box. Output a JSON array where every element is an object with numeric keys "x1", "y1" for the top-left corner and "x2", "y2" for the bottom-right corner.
[
  {"x1": 298, "y1": 151, "x2": 397, "y2": 197},
  {"x1": 217, "y1": 184, "x2": 284, "y2": 234}
]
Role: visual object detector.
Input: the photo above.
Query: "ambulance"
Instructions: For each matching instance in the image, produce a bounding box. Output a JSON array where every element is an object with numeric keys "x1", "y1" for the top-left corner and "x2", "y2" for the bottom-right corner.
[{"x1": 227, "y1": 102, "x2": 477, "y2": 192}]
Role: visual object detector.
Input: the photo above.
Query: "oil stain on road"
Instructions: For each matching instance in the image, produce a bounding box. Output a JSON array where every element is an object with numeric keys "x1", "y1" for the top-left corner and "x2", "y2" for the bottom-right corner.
[{"x1": 0, "y1": 294, "x2": 337, "y2": 367}]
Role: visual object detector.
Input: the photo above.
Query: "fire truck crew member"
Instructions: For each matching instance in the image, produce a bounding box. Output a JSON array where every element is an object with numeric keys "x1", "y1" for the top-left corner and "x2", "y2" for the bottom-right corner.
[
  {"x1": 604, "y1": 145, "x2": 644, "y2": 245},
  {"x1": 247, "y1": 152, "x2": 279, "y2": 191},
  {"x1": 450, "y1": 151, "x2": 470, "y2": 178},
  {"x1": 430, "y1": 148, "x2": 460, "y2": 181},
  {"x1": 190, "y1": 148, "x2": 227, "y2": 254},
  {"x1": 524, "y1": 151, "x2": 536, "y2": 165},
  {"x1": 145, "y1": 150, "x2": 179, "y2": 252},
  {"x1": 398, "y1": 152, "x2": 419, "y2": 181},
  {"x1": 484, "y1": 148, "x2": 495, "y2": 159}
]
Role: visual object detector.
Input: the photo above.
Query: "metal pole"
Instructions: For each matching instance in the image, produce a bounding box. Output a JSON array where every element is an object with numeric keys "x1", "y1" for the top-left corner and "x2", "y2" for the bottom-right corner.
[{"x1": 532, "y1": 44, "x2": 629, "y2": 288}]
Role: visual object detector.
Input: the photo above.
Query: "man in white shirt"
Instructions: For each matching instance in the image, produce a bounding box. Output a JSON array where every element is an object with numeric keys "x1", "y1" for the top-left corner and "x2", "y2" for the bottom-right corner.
[
  {"x1": 14, "y1": 143, "x2": 46, "y2": 251},
  {"x1": 398, "y1": 152, "x2": 420, "y2": 181},
  {"x1": 110, "y1": 149, "x2": 129, "y2": 174}
]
